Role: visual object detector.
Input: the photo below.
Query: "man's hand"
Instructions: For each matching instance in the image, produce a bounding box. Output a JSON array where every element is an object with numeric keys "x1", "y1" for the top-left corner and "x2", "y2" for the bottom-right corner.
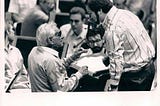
[
  {"x1": 102, "y1": 56, "x2": 110, "y2": 66},
  {"x1": 64, "y1": 49, "x2": 88, "y2": 68},
  {"x1": 71, "y1": 48, "x2": 88, "y2": 60},
  {"x1": 74, "y1": 66, "x2": 89, "y2": 80},
  {"x1": 78, "y1": 66, "x2": 89, "y2": 76},
  {"x1": 104, "y1": 79, "x2": 118, "y2": 91}
]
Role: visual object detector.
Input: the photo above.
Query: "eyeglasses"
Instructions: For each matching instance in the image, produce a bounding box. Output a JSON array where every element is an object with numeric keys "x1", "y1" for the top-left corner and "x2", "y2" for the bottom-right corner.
[{"x1": 87, "y1": 38, "x2": 102, "y2": 46}]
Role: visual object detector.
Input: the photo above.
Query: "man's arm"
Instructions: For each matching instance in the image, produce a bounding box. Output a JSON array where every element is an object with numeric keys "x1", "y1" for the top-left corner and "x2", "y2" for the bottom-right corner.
[
  {"x1": 104, "y1": 30, "x2": 124, "y2": 91},
  {"x1": 46, "y1": 58, "x2": 88, "y2": 92},
  {"x1": 35, "y1": 11, "x2": 49, "y2": 26}
]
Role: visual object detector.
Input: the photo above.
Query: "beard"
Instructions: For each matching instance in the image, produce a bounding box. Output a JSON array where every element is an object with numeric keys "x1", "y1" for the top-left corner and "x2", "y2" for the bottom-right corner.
[{"x1": 91, "y1": 46, "x2": 103, "y2": 53}]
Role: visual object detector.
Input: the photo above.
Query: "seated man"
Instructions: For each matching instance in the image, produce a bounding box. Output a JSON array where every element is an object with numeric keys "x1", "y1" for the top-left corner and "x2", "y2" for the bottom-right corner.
[
  {"x1": 70, "y1": 33, "x2": 110, "y2": 91},
  {"x1": 5, "y1": 22, "x2": 30, "y2": 93},
  {"x1": 27, "y1": 22, "x2": 89, "y2": 92},
  {"x1": 60, "y1": 6, "x2": 88, "y2": 58}
]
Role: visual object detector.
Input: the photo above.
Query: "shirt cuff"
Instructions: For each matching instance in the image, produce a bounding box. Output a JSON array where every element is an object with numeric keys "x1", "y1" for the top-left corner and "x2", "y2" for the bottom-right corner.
[
  {"x1": 109, "y1": 78, "x2": 119, "y2": 86},
  {"x1": 73, "y1": 72, "x2": 83, "y2": 80}
]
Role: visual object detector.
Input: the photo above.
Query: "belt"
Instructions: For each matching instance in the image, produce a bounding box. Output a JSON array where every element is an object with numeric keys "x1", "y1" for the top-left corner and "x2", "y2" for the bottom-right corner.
[
  {"x1": 126, "y1": 59, "x2": 154, "y2": 74},
  {"x1": 141, "y1": 59, "x2": 154, "y2": 71}
]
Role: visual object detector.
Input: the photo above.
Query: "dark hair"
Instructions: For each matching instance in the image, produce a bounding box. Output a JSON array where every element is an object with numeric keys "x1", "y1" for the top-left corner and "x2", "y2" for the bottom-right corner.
[
  {"x1": 69, "y1": 7, "x2": 86, "y2": 20},
  {"x1": 86, "y1": 0, "x2": 113, "y2": 13}
]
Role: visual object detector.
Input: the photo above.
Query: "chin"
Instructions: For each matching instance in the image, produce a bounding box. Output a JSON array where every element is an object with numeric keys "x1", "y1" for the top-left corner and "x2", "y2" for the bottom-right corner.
[{"x1": 92, "y1": 48, "x2": 102, "y2": 53}]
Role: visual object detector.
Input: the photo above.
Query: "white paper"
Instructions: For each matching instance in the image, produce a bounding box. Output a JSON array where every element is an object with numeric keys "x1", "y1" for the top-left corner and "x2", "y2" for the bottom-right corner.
[{"x1": 73, "y1": 55, "x2": 109, "y2": 73}]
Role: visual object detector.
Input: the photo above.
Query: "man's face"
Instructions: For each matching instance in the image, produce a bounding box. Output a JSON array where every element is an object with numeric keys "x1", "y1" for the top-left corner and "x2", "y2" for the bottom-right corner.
[
  {"x1": 87, "y1": 34, "x2": 104, "y2": 53},
  {"x1": 48, "y1": 31, "x2": 64, "y2": 52},
  {"x1": 5, "y1": 24, "x2": 15, "y2": 46},
  {"x1": 42, "y1": 0, "x2": 55, "y2": 12},
  {"x1": 70, "y1": 13, "x2": 83, "y2": 35}
]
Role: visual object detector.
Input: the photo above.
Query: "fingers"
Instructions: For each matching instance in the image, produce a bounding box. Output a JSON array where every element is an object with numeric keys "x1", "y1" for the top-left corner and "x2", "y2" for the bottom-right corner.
[
  {"x1": 81, "y1": 66, "x2": 88, "y2": 70},
  {"x1": 79, "y1": 66, "x2": 89, "y2": 75},
  {"x1": 77, "y1": 48, "x2": 88, "y2": 54}
]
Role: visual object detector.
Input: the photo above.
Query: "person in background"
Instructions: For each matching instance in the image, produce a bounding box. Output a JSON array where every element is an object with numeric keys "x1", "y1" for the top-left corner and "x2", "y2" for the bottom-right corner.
[
  {"x1": 84, "y1": 0, "x2": 155, "y2": 91},
  {"x1": 112, "y1": 0, "x2": 127, "y2": 9},
  {"x1": 8, "y1": 0, "x2": 37, "y2": 23},
  {"x1": 27, "y1": 22, "x2": 89, "y2": 92},
  {"x1": 8, "y1": 0, "x2": 37, "y2": 35},
  {"x1": 5, "y1": 22, "x2": 30, "y2": 93},
  {"x1": 21, "y1": 0, "x2": 56, "y2": 37},
  {"x1": 71, "y1": 32, "x2": 110, "y2": 91},
  {"x1": 60, "y1": 6, "x2": 88, "y2": 58}
]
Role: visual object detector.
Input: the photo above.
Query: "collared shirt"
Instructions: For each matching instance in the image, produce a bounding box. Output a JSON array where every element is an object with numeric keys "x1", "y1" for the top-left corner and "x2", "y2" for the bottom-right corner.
[
  {"x1": 28, "y1": 46, "x2": 79, "y2": 92},
  {"x1": 60, "y1": 24, "x2": 88, "y2": 58},
  {"x1": 5, "y1": 45, "x2": 29, "y2": 89},
  {"x1": 8, "y1": 0, "x2": 37, "y2": 22},
  {"x1": 102, "y1": 6, "x2": 155, "y2": 86}
]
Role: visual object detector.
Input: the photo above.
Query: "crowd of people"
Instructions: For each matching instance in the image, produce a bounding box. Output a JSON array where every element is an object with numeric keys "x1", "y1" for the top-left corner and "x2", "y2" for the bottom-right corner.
[{"x1": 4, "y1": 0, "x2": 156, "y2": 92}]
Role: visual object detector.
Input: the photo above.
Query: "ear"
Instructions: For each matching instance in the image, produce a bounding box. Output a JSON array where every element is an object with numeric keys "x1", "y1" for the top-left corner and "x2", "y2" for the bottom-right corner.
[
  {"x1": 102, "y1": 38, "x2": 106, "y2": 45},
  {"x1": 47, "y1": 36, "x2": 54, "y2": 45}
]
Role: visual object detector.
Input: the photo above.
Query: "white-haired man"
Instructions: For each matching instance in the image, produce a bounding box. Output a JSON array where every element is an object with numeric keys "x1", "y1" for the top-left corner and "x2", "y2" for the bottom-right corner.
[{"x1": 28, "y1": 23, "x2": 88, "y2": 92}]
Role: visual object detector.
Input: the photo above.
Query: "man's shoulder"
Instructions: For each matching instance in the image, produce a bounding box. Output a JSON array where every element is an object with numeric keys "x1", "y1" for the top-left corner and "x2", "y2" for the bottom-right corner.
[
  {"x1": 83, "y1": 24, "x2": 88, "y2": 29},
  {"x1": 26, "y1": 6, "x2": 47, "y2": 18},
  {"x1": 60, "y1": 24, "x2": 71, "y2": 37},
  {"x1": 60, "y1": 24, "x2": 71, "y2": 30},
  {"x1": 10, "y1": 45, "x2": 20, "y2": 52}
]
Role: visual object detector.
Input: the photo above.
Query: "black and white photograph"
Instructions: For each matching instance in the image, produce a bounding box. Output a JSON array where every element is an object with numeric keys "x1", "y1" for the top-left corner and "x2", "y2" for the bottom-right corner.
[{"x1": 1, "y1": 0, "x2": 160, "y2": 105}]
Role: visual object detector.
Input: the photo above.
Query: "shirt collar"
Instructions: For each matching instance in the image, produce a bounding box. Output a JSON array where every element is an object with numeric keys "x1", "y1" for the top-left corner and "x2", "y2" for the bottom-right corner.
[
  {"x1": 103, "y1": 6, "x2": 119, "y2": 29},
  {"x1": 5, "y1": 44, "x2": 13, "y2": 53},
  {"x1": 106, "y1": 6, "x2": 118, "y2": 21},
  {"x1": 37, "y1": 46, "x2": 59, "y2": 57},
  {"x1": 71, "y1": 24, "x2": 87, "y2": 39},
  {"x1": 79, "y1": 24, "x2": 88, "y2": 39}
]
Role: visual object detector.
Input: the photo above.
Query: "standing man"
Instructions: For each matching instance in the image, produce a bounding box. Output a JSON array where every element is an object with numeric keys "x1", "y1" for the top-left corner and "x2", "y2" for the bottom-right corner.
[
  {"x1": 28, "y1": 23, "x2": 88, "y2": 92},
  {"x1": 60, "y1": 6, "x2": 88, "y2": 58},
  {"x1": 8, "y1": 0, "x2": 37, "y2": 23},
  {"x1": 21, "y1": 0, "x2": 56, "y2": 37},
  {"x1": 84, "y1": 0, "x2": 155, "y2": 91},
  {"x1": 8, "y1": 0, "x2": 37, "y2": 35}
]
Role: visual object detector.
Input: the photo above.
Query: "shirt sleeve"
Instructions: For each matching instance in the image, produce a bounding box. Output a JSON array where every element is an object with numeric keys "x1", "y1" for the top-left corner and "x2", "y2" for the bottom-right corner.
[
  {"x1": 35, "y1": 11, "x2": 49, "y2": 26},
  {"x1": 14, "y1": 48, "x2": 30, "y2": 87},
  {"x1": 45, "y1": 58, "x2": 79, "y2": 92},
  {"x1": 8, "y1": 0, "x2": 19, "y2": 14},
  {"x1": 105, "y1": 29, "x2": 125, "y2": 87}
]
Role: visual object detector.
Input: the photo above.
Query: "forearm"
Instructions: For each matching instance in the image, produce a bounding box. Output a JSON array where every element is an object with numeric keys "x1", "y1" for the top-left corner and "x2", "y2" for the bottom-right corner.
[
  {"x1": 106, "y1": 30, "x2": 124, "y2": 90},
  {"x1": 58, "y1": 72, "x2": 82, "y2": 92},
  {"x1": 12, "y1": 13, "x2": 21, "y2": 23},
  {"x1": 63, "y1": 54, "x2": 81, "y2": 68},
  {"x1": 110, "y1": 59, "x2": 123, "y2": 82}
]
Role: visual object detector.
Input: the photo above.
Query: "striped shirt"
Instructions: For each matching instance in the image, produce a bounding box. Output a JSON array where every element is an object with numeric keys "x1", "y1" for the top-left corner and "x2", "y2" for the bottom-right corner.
[{"x1": 103, "y1": 6, "x2": 155, "y2": 86}]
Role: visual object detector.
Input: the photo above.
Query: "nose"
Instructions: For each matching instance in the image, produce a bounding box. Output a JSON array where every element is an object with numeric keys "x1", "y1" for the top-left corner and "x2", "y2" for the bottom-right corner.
[
  {"x1": 93, "y1": 43, "x2": 98, "y2": 47},
  {"x1": 51, "y1": 3, "x2": 55, "y2": 7},
  {"x1": 48, "y1": 2, "x2": 55, "y2": 9},
  {"x1": 71, "y1": 21, "x2": 76, "y2": 26}
]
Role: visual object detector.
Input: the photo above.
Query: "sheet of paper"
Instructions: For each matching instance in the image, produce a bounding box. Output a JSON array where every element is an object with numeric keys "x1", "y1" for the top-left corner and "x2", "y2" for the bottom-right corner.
[{"x1": 73, "y1": 56, "x2": 109, "y2": 73}]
